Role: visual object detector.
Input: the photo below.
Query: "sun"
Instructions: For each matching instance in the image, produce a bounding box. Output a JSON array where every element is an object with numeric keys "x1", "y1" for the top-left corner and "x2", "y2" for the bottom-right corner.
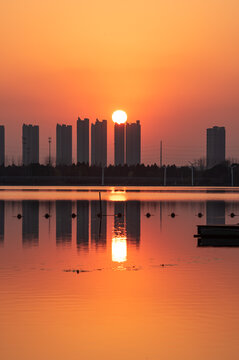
[{"x1": 112, "y1": 110, "x2": 127, "y2": 125}]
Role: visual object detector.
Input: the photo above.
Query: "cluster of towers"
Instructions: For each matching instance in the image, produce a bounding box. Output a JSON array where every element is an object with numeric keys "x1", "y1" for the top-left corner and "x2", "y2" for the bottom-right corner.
[
  {"x1": 0, "y1": 117, "x2": 141, "y2": 166},
  {"x1": 0, "y1": 122, "x2": 227, "y2": 168}
]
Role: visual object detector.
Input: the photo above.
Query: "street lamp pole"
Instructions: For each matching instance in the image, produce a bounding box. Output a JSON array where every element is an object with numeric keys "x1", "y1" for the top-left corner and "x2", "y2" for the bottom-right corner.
[{"x1": 189, "y1": 162, "x2": 194, "y2": 186}]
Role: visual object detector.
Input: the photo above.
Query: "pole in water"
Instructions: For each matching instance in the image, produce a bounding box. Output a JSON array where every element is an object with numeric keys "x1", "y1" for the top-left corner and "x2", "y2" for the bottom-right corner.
[{"x1": 99, "y1": 191, "x2": 102, "y2": 217}]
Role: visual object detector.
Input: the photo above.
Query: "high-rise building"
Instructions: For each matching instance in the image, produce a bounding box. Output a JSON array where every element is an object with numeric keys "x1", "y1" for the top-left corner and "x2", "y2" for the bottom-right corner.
[
  {"x1": 56, "y1": 124, "x2": 72, "y2": 166},
  {"x1": 126, "y1": 120, "x2": 141, "y2": 166},
  {"x1": 77, "y1": 117, "x2": 89, "y2": 164},
  {"x1": 0, "y1": 126, "x2": 5, "y2": 166},
  {"x1": 206, "y1": 126, "x2": 225, "y2": 168},
  {"x1": 22, "y1": 124, "x2": 39, "y2": 165},
  {"x1": 91, "y1": 119, "x2": 107, "y2": 167},
  {"x1": 114, "y1": 123, "x2": 125, "y2": 165}
]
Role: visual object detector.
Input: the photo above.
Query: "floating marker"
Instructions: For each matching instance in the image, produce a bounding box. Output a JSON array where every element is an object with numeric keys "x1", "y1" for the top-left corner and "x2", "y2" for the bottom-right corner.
[
  {"x1": 44, "y1": 213, "x2": 50, "y2": 219},
  {"x1": 146, "y1": 212, "x2": 151, "y2": 218},
  {"x1": 17, "y1": 214, "x2": 22, "y2": 219},
  {"x1": 170, "y1": 212, "x2": 176, "y2": 218},
  {"x1": 198, "y1": 212, "x2": 203, "y2": 218},
  {"x1": 230, "y1": 212, "x2": 235, "y2": 218},
  {"x1": 72, "y1": 213, "x2": 77, "y2": 218},
  {"x1": 117, "y1": 212, "x2": 122, "y2": 218}
]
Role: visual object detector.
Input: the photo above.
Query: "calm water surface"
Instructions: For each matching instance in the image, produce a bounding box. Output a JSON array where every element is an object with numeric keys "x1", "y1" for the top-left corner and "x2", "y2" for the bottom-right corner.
[{"x1": 1, "y1": 187, "x2": 239, "y2": 360}]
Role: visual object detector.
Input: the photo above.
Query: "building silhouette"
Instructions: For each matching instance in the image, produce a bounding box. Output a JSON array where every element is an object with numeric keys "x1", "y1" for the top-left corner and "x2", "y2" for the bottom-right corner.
[
  {"x1": 91, "y1": 200, "x2": 107, "y2": 248},
  {"x1": 22, "y1": 200, "x2": 39, "y2": 246},
  {"x1": 56, "y1": 124, "x2": 72, "y2": 166},
  {"x1": 77, "y1": 200, "x2": 89, "y2": 251},
  {"x1": 22, "y1": 124, "x2": 39, "y2": 165},
  {"x1": 114, "y1": 123, "x2": 125, "y2": 165},
  {"x1": 206, "y1": 201, "x2": 225, "y2": 225},
  {"x1": 91, "y1": 119, "x2": 107, "y2": 167},
  {"x1": 207, "y1": 126, "x2": 225, "y2": 168},
  {"x1": 77, "y1": 117, "x2": 89, "y2": 164},
  {"x1": 126, "y1": 201, "x2": 141, "y2": 247},
  {"x1": 56, "y1": 201, "x2": 72, "y2": 245},
  {"x1": 0, "y1": 126, "x2": 5, "y2": 166},
  {"x1": 0, "y1": 201, "x2": 4, "y2": 245},
  {"x1": 126, "y1": 120, "x2": 141, "y2": 166}
]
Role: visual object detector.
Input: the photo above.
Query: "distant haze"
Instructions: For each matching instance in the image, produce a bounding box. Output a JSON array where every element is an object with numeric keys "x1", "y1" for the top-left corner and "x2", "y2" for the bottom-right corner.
[{"x1": 1, "y1": 1, "x2": 239, "y2": 165}]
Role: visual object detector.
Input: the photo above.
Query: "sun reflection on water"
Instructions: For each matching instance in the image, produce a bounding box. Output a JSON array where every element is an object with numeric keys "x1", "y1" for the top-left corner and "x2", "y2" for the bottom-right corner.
[{"x1": 112, "y1": 236, "x2": 127, "y2": 263}]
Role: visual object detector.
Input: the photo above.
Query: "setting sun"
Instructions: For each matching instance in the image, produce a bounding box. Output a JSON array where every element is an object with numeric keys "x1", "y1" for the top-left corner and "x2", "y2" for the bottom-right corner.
[{"x1": 112, "y1": 110, "x2": 127, "y2": 125}]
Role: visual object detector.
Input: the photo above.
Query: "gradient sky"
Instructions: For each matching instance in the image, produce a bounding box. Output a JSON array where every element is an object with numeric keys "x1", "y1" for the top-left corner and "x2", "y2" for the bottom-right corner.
[{"x1": 1, "y1": 0, "x2": 239, "y2": 165}]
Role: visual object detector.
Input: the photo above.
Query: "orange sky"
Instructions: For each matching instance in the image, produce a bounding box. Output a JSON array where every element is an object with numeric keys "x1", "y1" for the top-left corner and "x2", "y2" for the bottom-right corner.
[{"x1": 1, "y1": 0, "x2": 239, "y2": 165}]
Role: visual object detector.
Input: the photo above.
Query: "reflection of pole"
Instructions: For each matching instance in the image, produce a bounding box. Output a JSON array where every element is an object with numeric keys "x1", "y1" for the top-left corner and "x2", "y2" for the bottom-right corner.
[
  {"x1": 48, "y1": 137, "x2": 52, "y2": 165},
  {"x1": 160, "y1": 141, "x2": 162, "y2": 167},
  {"x1": 164, "y1": 166, "x2": 167, "y2": 186},
  {"x1": 101, "y1": 166, "x2": 104, "y2": 186}
]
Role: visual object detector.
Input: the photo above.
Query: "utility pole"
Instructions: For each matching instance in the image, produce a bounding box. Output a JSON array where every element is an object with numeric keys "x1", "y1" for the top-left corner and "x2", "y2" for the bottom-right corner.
[
  {"x1": 189, "y1": 161, "x2": 194, "y2": 186},
  {"x1": 160, "y1": 140, "x2": 162, "y2": 167},
  {"x1": 164, "y1": 166, "x2": 167, "y2": 186},
  {"x1": 101, "y1": 166, "x2": 105, "y2": 186},
  {"x1": 48, "y1": 137, "x2": 52, "y2": 166},
  {"x1": 231, "y1": 165, "x2": 236, "y2": 187}
]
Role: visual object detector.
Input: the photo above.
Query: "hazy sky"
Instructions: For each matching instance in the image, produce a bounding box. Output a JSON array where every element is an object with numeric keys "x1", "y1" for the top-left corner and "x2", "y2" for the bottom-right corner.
[{"x1": 1, "y1": 0, "x2": 239, "y2": 165}]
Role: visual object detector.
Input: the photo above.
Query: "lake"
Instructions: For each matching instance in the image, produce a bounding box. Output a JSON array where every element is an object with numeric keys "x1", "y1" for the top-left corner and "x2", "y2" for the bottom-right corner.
[{"x1": 1, "y1": 186, "x2": 239, "y2": 360}]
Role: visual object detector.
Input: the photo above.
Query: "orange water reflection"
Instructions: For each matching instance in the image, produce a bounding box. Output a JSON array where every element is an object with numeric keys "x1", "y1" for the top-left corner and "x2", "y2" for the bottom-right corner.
[{"x1": 1, "y1": 194, "x2": 239, "y2": 359}]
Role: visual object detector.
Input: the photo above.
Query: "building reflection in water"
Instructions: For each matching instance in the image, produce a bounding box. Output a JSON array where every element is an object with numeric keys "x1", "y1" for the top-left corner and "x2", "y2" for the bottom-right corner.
[
  {"x1": 56, "y1": 201, "x2": 72, "y2": 246},
  {"x1": 112, "y1": 201, "x2": 141, "y2": 262},
  {"x1": 0, "y1": 201, "x2": 4, "y2": 245},
  {"x1": 22, "y1": 200, "x2": 39, "y2": 247},
  {"x1": 206, "y1": 201, "x2": 225, "y2": 225},
  {"x1": 126, "y1": 201, "x2": 140, "y2": 248},
  {"x1": 77, "y1": 201, "x2": 89, "y2": 251},
  {"x1": 114, "y1": 202, "x2": 125, "y2": 236},
  {"x1": 91, "y1": 200, "x2": 107, "y2": 249}
]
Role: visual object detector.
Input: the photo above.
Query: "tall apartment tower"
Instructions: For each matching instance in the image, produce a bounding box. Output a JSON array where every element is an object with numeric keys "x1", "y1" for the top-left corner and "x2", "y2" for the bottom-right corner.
[
  {"x1": 91, "y1": 119, "x2": 107, "y2": 167},
  {"x1": 126, "y1": 120, "x2": 141, "y2": 166},
  {"x1": 206, "y1": 126, "x2": 225, "y2": 168},
  {"x1": 0, "y1": 126, "x2": 5, "y2": 166},
  {"x1": 22, "y1": 124, "x2": 39, "y2": 165},
  {"x1": 77, "y1": 117, "x2": 89, "y2": 164},
  {"x1": 56, "y1": 124, "x2": 72, "y2": 166},
  {"x1": 114, "y1": 123, "x2": 125, "y2": 166}
]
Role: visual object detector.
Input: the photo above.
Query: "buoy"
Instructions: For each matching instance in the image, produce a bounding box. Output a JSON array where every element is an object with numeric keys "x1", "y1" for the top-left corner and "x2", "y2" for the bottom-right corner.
[
  {"x1": 170, "y1": 212, "x2": 176, "y2": 218},
  {"x1": 72, "y1": 213, "x2": 77, "y2": 218},
  {"x1": 17, "y1": 214, "x2": 22, "y2": 219},
  {"x1": 146, "y1": 212, "x2": 151, "y2": 218},
  {"x1": 44, "y1": 213, "x2": 50, "y2": 219},
  {"x1": 230, "y1": 212, "x2": 235, "y2": 218},
  {"x1": 117, "y1": 212, "x2": 122, "y2": 218},
  {"x1": 198, "y1": 212, "x2": 203, "y2": 218}
]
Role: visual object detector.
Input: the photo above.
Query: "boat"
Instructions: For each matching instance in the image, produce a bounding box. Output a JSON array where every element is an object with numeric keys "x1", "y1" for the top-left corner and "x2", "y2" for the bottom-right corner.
[
  {"x1": 197, "y1": 237, "x2": 239, "y2": 247},
  {"x1": 194, "y1": 224, "x2": 239, "y2": 239}
]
